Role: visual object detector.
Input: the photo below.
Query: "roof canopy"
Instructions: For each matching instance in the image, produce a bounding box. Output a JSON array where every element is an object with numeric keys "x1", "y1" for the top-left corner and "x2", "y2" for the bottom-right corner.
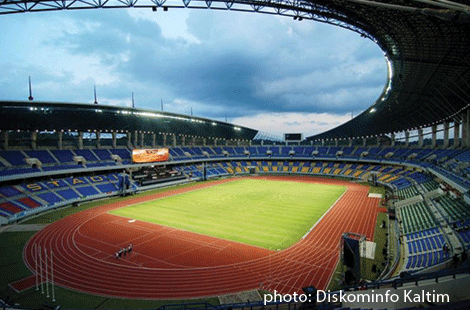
[
  {"x1": 307, "y1": 0, "x2": 470, "y2": 140},
  {"x1": 0, "y1": 101, "x2": 258, "y2": 141}
]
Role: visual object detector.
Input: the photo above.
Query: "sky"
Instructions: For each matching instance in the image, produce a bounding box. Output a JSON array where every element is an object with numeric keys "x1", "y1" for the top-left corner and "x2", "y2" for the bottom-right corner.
[{"x1": 0, "y1": 7, "x2": 387, "y2": 138}]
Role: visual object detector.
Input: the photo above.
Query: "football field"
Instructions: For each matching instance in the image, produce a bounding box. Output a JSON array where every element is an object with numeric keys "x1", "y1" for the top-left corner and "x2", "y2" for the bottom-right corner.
[{"x1": 110, "y1": 178, "x2": 346, "y2": 250}]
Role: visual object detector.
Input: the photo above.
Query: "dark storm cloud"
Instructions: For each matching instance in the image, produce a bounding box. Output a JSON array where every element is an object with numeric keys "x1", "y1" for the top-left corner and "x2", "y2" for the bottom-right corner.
[
  {"x1": 121, "y1": 47, "x2": 268, "y2": 117},
  {"x1": 49, "y1": 10, "x2": 168, "y2": 63},
  {"x1": 0, "y1": 8, "x2": 387, "y2": 123},
  {"x1": 56, "y1": 10, "x2": 386, "y2": 117}
]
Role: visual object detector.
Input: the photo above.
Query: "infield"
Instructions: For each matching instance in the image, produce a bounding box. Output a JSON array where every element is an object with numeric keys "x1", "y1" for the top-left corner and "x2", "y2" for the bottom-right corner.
[{"x1": 110, "y1": 178, "x2": 346, "y2": 250}]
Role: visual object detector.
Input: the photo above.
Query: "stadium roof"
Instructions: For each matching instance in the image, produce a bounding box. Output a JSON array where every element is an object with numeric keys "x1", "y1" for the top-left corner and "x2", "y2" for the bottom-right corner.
[
  {"x1": 0, "y1": 0, "x2": 469, "y2": 141},
  {"x1": 0, "y1": 101, "x2": 258, "y2": 141},
  {"x1": 305, "y1": 0, "x2": 470, "y2": 140}
]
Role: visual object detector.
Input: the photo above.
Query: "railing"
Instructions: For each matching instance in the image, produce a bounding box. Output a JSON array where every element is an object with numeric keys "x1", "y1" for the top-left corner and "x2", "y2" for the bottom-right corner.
[
  {"x1": 157, "y1": 300, "x2": 305, "y2": 310},
  {"x1": 341, "y1": 264, "x2": 470, "y2": 292}
]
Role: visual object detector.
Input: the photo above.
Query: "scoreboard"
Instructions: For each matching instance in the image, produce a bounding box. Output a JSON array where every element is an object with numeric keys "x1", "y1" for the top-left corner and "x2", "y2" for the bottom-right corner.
[
  {"x1": 284, "y1": 133, "x2": 302, "y2": 141},
  {"x1": 132, "y1": 148, "x2": 169, "y2": 163}
]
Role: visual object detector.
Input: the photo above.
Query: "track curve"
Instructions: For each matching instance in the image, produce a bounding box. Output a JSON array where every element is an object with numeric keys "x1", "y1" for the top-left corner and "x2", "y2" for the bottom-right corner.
[{"x1": 23, "y1": 176, "x2": 381, "y2": 299}]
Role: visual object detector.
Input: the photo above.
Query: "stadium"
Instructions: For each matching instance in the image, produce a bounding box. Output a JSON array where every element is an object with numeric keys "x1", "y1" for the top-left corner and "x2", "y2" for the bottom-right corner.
[{"x1": 1, "y1": 0, "x2": 470, "y2": 309}]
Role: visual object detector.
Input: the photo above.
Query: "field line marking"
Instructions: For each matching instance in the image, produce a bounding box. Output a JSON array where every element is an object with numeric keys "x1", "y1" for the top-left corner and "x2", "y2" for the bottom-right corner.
[{"x1": 301, "y1": 186, "x2": 348, "y2": 239}]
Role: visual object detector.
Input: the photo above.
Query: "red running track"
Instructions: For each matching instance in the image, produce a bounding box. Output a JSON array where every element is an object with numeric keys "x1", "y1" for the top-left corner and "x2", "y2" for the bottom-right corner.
[{"x1": 22, "y1": 176, "x2": 381, "y2": 299}]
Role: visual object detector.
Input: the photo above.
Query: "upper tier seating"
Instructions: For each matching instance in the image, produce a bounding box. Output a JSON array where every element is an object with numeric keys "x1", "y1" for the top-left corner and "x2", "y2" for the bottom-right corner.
[
  {"x1": 93, "y1": 149, "x2": 112, "y2": 161},
  {"x1": 256, "y1": 147, "x2": 267, "y2": 157},
  {"x1": 24, "y1": 150, "x2": 57, "y2": 164},
  {"x1": 0, "y1": 150, "x2": 27, "y2": 166},
  {"x1": 50, "y1": 149, "x2": 75, "y2": 163},
  {"x1": 109, "y1": 148, "x2": 131, "y2": 160},
  {"x1": 74, "y1": 149, "x2": 99, "y2": 162}
]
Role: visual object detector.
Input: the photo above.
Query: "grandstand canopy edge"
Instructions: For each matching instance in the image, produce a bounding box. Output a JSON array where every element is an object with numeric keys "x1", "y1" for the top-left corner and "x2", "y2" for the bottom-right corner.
[{"x1": 0, "y1": 101, "x2": 258, "y2": 141}]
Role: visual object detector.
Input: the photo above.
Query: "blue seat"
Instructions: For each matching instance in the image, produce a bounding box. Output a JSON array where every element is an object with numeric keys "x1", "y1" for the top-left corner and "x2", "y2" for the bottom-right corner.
[
  {"x1": 51, "y1": 150, "x2": 75, "y2": 163},
  {"x1": 57, "y1": 189, "x2": 80, "y2": 200},
  {"x1": 76, "y1": 186, "x2": 99, "y2": 196},
  {"x1": 38, "y1": 192, "x2": 63, "y2": 204},
  {"x1": 0, "y1": 150, "x2": 27, "y2": 166},
  {"x1": 0, "y1": 186, "x2": 22, "y2": 197},
  {"x1": 96, "y1": 183, "x2": 118, "y2": 193},
  {"x1": 24, "y1": 150, "x2": 57, "y2": 164}
]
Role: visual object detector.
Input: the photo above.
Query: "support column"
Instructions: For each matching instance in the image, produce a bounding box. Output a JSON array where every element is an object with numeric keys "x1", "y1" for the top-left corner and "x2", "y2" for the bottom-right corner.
[
  {"x1": 322, "y1": 139, "x2": 325, "y2": 147},
  {"x1": 58, "y1": 131, "x2": 63, "y2": 150},
  {"x1": 133, "y1": 131, "x2": 138, "y2": 148},
  {"x1": 31, "y1": 131, "x2": 38, "y2": 150},
  {"x1": 203, "y1": 138, "x2": 207, "y2": 146},
  {"x1": 127, "y1": 132, "x2": 132, "y2": 149},
  {"x1": 454, "y1": 119, "x2": 460, "y2": 147},
  {"x1": 78, "y1": 131, "x2": 84, "y2": 149},
  {"x1": 172, "y1": 135, "x2": 176, "y2": 147},
  {"x1": 463, "y1": 110, "x2": 470, "y2": 147},
  {"x1": 96, "y1": 131, "x2": 101, "y2": 149},
  {"x1": 2, "y1": 131, "x2": 8, "y2": 149},
  {"x1": 335, "y1": 139, "x2": 338, "y2": 147},
  {"x1": 225, "y1": 140, "x2": 228, "y2": 146},
  {"x1": 405, "y1": 131, "x2": 410, "y2": 147},
  {"x1": 182, "y1": 136, "x2": 186, "y2": 147},
  {"x1": 391, "y1": 133, "x2": 395, "y2": 147},
  {"x1": 376, "y1": 136, "x2": 380, "y2": 147},
  {"x1": 112, "y1": 132, "x2": 117, "y2": 148},
  {"x1": 462, "y1": 111, "x2": 468, "y2": 148},
  {"x1": 443, "y1": 122, "x2": 449, "y2": 148},
  {"x1": 192, "y1": 137, "x2": 196, "y2": 147},
  {"x1": 162, "y1": 134, "x2": 167, "y2": 147},
  {"x1": 348, "y1": 138, "x2": 353, "y2": 147},
  {"x1": 362, "y1": 137, "x2": 367, "y2": 147},
  {"x1": 431, "y1": 125, "x2": 437, "y2": 148},
  {"x1": 152, "y1": 133, "x2": 156, "y2": 148},
  {"x1": 140, "y1": 132, "x2": 145, "y2": 147},
  {"x1": 418, "y1": 129, "x2": 424, "y2": 148}
]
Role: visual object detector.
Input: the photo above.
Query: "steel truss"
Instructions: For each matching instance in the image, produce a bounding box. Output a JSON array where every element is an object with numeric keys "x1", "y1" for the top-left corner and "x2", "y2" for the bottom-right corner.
[{"x1": 0, "y1": 0, "x2": 378, "y2": 42}]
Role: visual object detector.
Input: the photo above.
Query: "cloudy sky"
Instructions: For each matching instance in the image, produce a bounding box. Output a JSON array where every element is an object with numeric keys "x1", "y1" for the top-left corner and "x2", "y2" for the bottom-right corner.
[{"x1": 0, "y1": 7, "x2": 387, "y2": 138}]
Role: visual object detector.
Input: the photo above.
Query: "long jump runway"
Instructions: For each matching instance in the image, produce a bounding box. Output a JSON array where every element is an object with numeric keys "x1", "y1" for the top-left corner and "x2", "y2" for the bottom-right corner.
[{"x1": 20, "y1": 176, "x2": 381, "y2": 299}]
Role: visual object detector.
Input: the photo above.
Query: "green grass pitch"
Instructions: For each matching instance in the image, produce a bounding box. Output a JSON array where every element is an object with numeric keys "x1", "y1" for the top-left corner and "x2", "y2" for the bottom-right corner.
[{"x1": 110, "y1": 178, "x2": 346, "y2": 250}]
